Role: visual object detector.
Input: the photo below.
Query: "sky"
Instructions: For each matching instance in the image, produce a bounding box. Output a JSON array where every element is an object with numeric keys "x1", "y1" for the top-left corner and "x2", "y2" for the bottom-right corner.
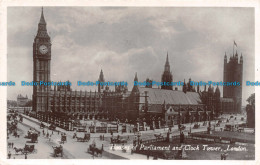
[{"x1": 7, "y1": 7, "x2": 255, "y2": 106}]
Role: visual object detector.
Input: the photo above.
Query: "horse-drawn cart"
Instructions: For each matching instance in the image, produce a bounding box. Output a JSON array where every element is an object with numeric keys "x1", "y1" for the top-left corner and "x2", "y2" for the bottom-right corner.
[
  {"x1": 31, "y1": 133, "x2": 38, "y2": 143},
  {"x1": 60, "y1": 135, "x2": 67, "y2": 144},
  {"x1": 24, "y1": 144, "x2": 37, "y2": 154},
  {"x1": 76, "y1": 133, "x2": 90, "y2": 142},
  {"x1": 13, "y1": 144, "x2": 37, "y2": 155},
  {"x1": 52, "y1": 145, "x2": 63, "y2": 157},
  {"x1": 87, "y1": 144, "x2": 103, "y2": 157},
  {"x1": 25, "y1": 129, "x2": 39, "y2": 143}
]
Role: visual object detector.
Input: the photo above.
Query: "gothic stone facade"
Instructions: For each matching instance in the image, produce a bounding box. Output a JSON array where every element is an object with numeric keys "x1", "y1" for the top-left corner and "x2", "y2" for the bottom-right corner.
[
  {"x1": 223, "y1": 52, "x2": 243, "y2": 113},
  {"x1": 32, "y1": 9, "x2": 126, "y2": 122}
]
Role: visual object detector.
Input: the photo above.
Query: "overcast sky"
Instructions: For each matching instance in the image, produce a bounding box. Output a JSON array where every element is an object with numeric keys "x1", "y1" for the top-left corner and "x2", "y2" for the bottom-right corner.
[{"x1": 7, "y1": 7, "x2": 255, "y2": 105}]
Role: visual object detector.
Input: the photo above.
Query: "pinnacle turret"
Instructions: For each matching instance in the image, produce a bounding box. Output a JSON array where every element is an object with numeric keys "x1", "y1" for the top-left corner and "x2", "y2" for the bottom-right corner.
[
  {"x1": 39, "y1": 7, "x2": 46, "y2": 25},
  {"x1": 134, "y1": 72, "x2": 138, "y2": 82},
  {"x1": 36, "y1": 7, "x2": 49, "y2": 38}
]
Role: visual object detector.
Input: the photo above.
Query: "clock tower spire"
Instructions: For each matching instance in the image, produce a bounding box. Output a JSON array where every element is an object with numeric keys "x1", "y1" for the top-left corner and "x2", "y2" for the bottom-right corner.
[
  {"x1": 32, "y1": 7, "x2": 52, "y2": 113},
  {"x1": 36, "y1": 7, "x2": 49, "y2": 38}
]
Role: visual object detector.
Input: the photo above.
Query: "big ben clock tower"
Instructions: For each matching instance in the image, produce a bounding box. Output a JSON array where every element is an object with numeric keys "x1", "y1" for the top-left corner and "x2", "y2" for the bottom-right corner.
[{"x1": 32, "y1": 8, "x2": 51, "y2": 113}]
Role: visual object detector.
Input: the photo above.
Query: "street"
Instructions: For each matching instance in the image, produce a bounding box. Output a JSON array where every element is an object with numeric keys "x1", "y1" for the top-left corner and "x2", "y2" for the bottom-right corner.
[{"x1": 7, "y1": 113, "x2": 247, "y2": 159}]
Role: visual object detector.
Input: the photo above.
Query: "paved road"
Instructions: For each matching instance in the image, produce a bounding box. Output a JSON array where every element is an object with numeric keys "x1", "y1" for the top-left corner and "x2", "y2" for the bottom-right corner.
[
  {"x1": 8, "y1": 117, "x2": 121, "y2": 159},
  {"x1": 7, "y1": 113, "x2": 246, "y2": 159}
]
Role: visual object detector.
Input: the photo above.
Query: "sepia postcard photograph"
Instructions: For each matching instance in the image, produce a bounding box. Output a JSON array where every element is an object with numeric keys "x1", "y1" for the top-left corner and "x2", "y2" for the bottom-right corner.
[{"x1": 0, "y1": 0, "x2": 259, "y2": 164}]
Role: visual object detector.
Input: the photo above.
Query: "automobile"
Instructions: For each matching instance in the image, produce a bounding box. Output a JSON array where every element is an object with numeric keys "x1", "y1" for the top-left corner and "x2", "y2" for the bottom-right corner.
[
  {"x1": 193, "y1": 123, "x2": 200, "y2": 129},
  {"x1": 238, "y1": 123, "x2": 247, "y2": 127},
  {"x1": 237, "y1": 123, "x2": 247, "y2": 132},
  {"x1": 178, "y1": 124, "x2": 186, "y2": 130},
  {"x1": 224, "y1": 124, "x2": 239, "y2": 131},
  {"x1": 74, "y1": 126, "x2": 86, "y2": 132},
  {"x1": 224, "y1": 124, "x2": 236, "y2": 131},
  {"x1": 49, "y1": 124, "x2": 56, "y2": 130}
]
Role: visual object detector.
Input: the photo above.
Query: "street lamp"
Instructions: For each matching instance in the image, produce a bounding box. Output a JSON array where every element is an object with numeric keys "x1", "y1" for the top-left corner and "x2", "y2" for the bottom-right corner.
[
  {"x1": 188, "y1": 111, "x2": 192, "y2": 134},
  {"x1": 136, "y1": 131, "x2": 142, "y2": 145}
]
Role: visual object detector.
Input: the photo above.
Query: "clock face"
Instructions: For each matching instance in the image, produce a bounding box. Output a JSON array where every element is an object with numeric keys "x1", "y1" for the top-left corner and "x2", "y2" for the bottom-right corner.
[{"x1": 39, "y1": 45, "x2": 48, "y2": 54}]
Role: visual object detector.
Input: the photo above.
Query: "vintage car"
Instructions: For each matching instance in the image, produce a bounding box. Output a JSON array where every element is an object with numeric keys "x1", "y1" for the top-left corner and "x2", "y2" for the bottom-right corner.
[
  {"x1": 224, "y1": 124, "x2": 236, "y2": 131},
  {"x1": 40, "y1": 123, "x2": 45, "y2": 129},
  {"x1": 193, "y1": 123, "x2": 200, "y2": 129},
  {"x1": 110, "y1": 136, "x2": 127, "y2": 144},
  {"x1": 154, "y1": 133, "x2": 164, "y2": 139},
  {"x1": 178, "y1": 124, "x2": 186, "y2": 130}
]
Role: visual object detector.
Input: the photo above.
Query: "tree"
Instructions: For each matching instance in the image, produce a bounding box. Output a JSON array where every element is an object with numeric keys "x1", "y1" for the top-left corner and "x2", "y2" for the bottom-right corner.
[
  {"x1": 246, "y1": 93, "x2": 255, "y2": 128},
  {"x1": 246, "y1": 93, "x2": 255, "y2": 106},
  {"x1": 24, "y1": 100, "x2": 33, "y2": 107}
]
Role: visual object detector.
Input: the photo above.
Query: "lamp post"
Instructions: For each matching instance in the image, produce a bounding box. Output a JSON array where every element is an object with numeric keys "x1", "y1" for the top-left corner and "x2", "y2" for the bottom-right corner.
[
  {"x1": 137, "y1": 131, "x2": 142, "y2": 145},
  {"x1": 189, "y1": 112, "x2": 192, "y2": 134}
]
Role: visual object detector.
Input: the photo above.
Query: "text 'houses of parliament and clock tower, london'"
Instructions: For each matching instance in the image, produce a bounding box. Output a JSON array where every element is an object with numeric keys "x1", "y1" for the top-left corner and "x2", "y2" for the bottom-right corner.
[{"x1": 31, "y1": 8, "x2": 243, "y2": 130}]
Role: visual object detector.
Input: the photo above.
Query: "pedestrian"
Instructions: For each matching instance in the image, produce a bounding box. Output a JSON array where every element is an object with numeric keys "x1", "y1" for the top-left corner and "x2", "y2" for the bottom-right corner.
[
  {"x1": 180, "y1": 132, "x2": 185, "y2": 143},
  {"x1": 25, "y1": 153, "x2": 27, "y2": 159},
  {"x1": 223, "y1": 150, "x2": 228, "y2": 160},
  {"x1": 102, "y1": 135, "x2": 105, "y2": 141},
  {"x1": 11, "y1": 142, "x2": 13, "y2": 148},
  {"x1": 112, "y1": 143, "x2": 115, "y2": 151},
  {"x1": 8, "y1": 151, "x2": 11, "y2": 159},
  {"x1": 153, "y1": 155, "x2": 158, "y2": 160},
  {"x1": 147, "y1": 153, "x2": 150, "y2": 160},
  {"x1": 92, "y1": 149, "x2": 95, "y2": 159}
]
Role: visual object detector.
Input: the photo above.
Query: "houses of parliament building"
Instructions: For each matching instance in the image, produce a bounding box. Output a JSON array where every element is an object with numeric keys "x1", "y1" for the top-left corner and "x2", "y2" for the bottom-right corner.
[{"x1": 31, "y1": 8, "x2": 243, "y2": 129}]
